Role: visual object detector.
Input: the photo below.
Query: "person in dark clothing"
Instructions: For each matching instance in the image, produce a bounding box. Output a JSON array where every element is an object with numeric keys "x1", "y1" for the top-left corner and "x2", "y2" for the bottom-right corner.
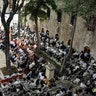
[
  {"x1": 40, "y1": 80, "x2": 45, "y2": 87},
  {"x1": 36, "y1": 78, "x2": 40, "y2": 87},
  {"x1": 46, "y1": 92, "x2": 51, "y2": 96},
  {"x1": 19, "y1": 84, "x2": 24, "y2": 90},
  {"x1": 0, "y1": 91, "x2": 3, "y2": 96},
  {"x1": 11, "y1": 85, "x2": 17, "y2": 92}
]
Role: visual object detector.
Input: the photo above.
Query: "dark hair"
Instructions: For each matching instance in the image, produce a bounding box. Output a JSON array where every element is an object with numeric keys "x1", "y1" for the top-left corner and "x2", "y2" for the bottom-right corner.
[
  {"x1": 56, "y1": 89, "x2": 60, "y2": 94},
  {"x1": 46, "y1": 92, "x2": 50, "y2": 96},
  {"x1": 39, "y1": 88, "x2": 42, "y2": 91},
  {"x1": 0, "y1": 91, "x2": 3, "y2": 96}
]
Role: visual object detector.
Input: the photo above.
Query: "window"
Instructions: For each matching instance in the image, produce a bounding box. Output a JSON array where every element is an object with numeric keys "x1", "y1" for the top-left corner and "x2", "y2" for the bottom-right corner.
[
  {"x1": 70, "y1": 12, "x2": 76, "y2": 26},
  {"x1": 47, "y1": 8, "x2": 50, "y2": 19},
  {"x1": 87, "y1": 16, "x2": 96, "y2": 32},
  {"x1": 57, "y1": 9, "x2": 62, "y2": 22}
]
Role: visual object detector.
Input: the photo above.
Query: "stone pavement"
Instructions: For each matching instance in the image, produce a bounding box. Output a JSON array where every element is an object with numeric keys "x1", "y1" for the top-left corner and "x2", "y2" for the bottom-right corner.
[
  {"x1": 0, "y1": 50, "x2": 6, "y2": 68},
  {"x1": 0, "y1": 49, "x2": 6, "y2": 79},
  {"x1": 0, "y1": 49, "x2": 17, "y2": 79}
]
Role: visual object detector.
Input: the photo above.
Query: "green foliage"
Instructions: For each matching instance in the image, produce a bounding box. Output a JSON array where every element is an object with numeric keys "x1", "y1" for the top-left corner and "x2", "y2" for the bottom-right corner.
[
  {"x1": 22, "y1": 0, "x2": 57, "y2": 21},
  {"x1": 29, "y1": 10, "x2": 47, "y2": 21},
  {"x1": 63, "y1": 0, "x2": 96, "y2": 22},
  {"x1": 62, "y1": 0, "x2": 76, "y2": 13},
  {"x1": 79, "y1": 0, "x2": 96, "y2": 20},
  {"x1": 46, "y1": 0, "x2": 58, "y2": 11},
  {"x1": 38, "y1": 10, "x2": 48, "y2": 20}
]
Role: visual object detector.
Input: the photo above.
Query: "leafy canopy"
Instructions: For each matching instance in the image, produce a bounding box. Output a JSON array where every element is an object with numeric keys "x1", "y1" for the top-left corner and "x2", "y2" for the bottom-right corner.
[
  {"x1": 62, "y1": 0, "x2": 96, "y2": 21},
  {"x1": 22, "y1": 0, "x2": 57, "y2": 21}
]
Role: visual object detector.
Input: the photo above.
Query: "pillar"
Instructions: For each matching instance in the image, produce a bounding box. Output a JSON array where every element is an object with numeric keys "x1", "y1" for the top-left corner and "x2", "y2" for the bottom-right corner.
[{"x1": 45, "y1": 64, "x2": 55, "y2": 80}]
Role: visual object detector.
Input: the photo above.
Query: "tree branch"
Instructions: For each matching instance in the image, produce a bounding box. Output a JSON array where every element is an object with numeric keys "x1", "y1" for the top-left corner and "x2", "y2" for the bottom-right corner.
[
  {"x1": 17, "y1": 0, "x2": 25, "y2": 11},
  {"x1": 1, "y1": 0, "x2": 9, "y2": 27},
  {"x1": 12, "y1": 0, "x2": 17, "y2": 12},
  {"x1": 7, "y1": 0, "x2": 25, "y2": 24}
]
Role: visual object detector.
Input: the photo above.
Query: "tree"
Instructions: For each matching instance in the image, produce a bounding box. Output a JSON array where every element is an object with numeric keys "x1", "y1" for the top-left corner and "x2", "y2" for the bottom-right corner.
[
  {"x1": 1, "y1": 0, "x2": 25, "y2": 69},
  {"x1": 60, "y1": 0, "x2": 96, "y2": 74},
  {"x1": 22, "y1": 0, "x2": 57, "y2": 47}
]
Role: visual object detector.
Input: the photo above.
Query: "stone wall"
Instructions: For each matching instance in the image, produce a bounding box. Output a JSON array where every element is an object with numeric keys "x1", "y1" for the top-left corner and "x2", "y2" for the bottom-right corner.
[
  {"x1": 74, "y1": 17, "x2": 96, "y2": 58},
  {"x1": 26, "y1": 6, "x2": 96, "y2": 59}
]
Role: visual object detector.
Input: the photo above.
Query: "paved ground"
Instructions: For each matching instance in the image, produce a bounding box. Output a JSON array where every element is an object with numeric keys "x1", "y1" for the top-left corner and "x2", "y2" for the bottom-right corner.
[
  {"x1": 0, "y1": 50, "x2": 6, "y2": 68},
  {"x1": 0, "y1": 50, "x2": 17, "y2": 79},
  {"x1": 0, "y1": 50, "x2": 6, "y2": 79}
]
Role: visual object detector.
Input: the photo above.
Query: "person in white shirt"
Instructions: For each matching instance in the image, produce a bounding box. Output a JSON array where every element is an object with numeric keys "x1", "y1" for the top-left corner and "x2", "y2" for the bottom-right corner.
[
  {"x1": 4, "y1": 74, "x2": 11, "y2": 79},
  {"x1": 73, "y1": 78, "x2": 80, "y2": 84},
  {"x1": 29, "y1": 62, "x2": 35, "y2": 69},
  {"x1": 73, "y1": 65, "x2": 79, "y2": 72},
  {"x1": 83, "y1": 71, "x2": 89, "y2": 77},
  {"x1": 38, "y1": 56, "x2": 44, "y2": 63},
  {"x1": 73, "y1": 93, "x2": 77, "y2": 96},
  {"x1": 92, "y1": 72, "x2": 96, "y2": 80},
  {"x1": 10, "y1": 40, "x2": 15, "y2": 48},
  {"x1": 40, "y1": 74, "x2": 44, "y2": 80},
  {"x1": 29, "y1": 80, "x2": 36, "y2": 87},
  {"x1": 72, "y1": 91, "x2": 78, "y2": 96},
  {"x1": 80, "y1": 81, "x2": 86, "y2": 89}
]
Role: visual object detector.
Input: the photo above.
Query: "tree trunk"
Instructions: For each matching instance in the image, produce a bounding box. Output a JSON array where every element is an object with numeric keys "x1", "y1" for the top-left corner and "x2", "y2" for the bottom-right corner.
[
  {"x1": 60, "y1": 1, "x2": 79, "y2": 75},
  {"x1": 1, "y1": 0, "x2": 25, "y2": 70},
  {"x1": 5, "y1": 25, "x2": 11, "y2": 69},
  {"x1": 35, "y1": 17, "x2": 40, "y2": 47},
  {"x1": 18, "y1": 22, "x2": 20, "y2": 38}
]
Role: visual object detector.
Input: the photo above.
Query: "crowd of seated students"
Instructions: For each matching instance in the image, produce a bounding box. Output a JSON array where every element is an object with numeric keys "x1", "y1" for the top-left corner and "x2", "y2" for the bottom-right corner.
[
  {"x1": 0, "y1": 26, "x2": 96, "y2": 96},
  {"x1": 40, "y1": 28, "x2": 96, "y2": 96},
  {"x1": 40, "y1": 28, "x2": 79, "y2": 63},
  {"x1": 0, "y1": 71, "x2": 23, "y2": 83},
  {"x1": 59, "y1": 47, "x2": 96, "y2": 96},
  {"x1": 0, "y1": 55, "x2": 63, "y2": 96},
  {"x1": 0, "y1": 26, "x2": 66, "y2": 96}
]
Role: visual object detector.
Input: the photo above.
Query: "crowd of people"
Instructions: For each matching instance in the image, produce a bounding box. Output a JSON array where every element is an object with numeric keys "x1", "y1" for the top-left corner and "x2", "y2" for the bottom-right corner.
[
  {"x1": 0, "y1": 26, "x2": 96, "y2": 96},
  {"x1": 0, "y1": 26, "x2": 68, "y2": 96},
  {"x1": 39, "y1": 28, "x2": 96, "y2": 96}
]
